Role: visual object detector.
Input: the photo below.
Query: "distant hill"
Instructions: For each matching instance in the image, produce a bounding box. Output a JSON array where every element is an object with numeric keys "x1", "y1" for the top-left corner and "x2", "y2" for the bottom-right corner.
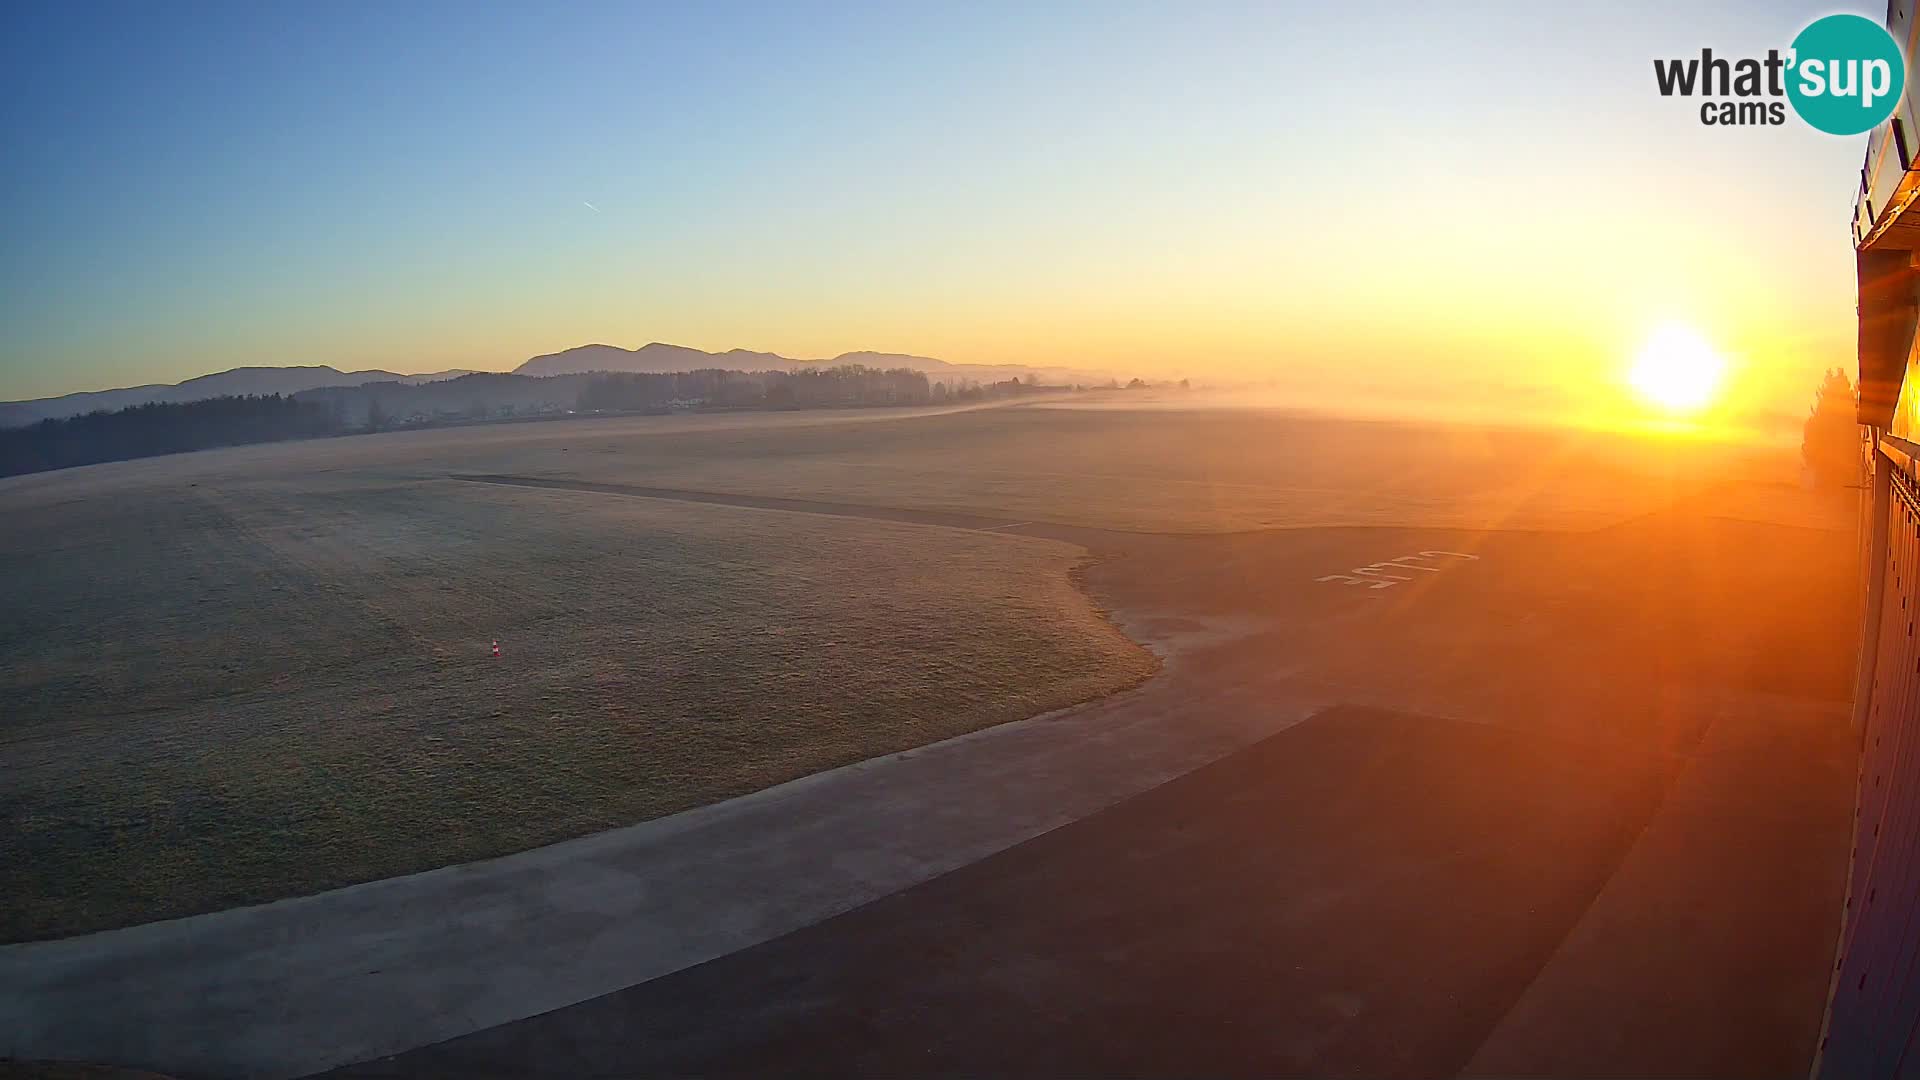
[
  {"x1": 0, "y1": 366, "x2": 474, "y2": 427},
  {"x1": 1, "y1": 342, "x2": 1123, "y2": 429},
  {"x1": 515, "y1": 342, "x2": 1112, "y2": 387},
  {"x1": 516, "y1": 343, "x2": 790, "y2": 378}
]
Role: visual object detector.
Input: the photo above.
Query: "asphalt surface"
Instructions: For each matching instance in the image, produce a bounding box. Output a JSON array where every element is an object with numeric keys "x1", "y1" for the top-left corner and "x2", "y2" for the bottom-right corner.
[
  {"x1": 336, "y1": 483, "x2": 1859, "y2": 1079},
  {"x1": 2, "y1": 479, "x2": 1862, "y2": 1078},
  {"x1": 331, "y1": 705, "x2": 1676, "y2": 1078}
]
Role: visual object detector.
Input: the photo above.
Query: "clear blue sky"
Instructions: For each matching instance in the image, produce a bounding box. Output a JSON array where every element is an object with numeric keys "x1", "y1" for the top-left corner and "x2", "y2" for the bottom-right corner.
[{"x1": 0, "y1": 0, "x2": 1878, "y2": 422}]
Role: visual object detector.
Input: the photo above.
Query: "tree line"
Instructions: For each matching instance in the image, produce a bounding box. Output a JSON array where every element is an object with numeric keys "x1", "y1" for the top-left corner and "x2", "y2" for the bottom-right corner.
[
  {"x1": 1, "y1": 362, "x2": 1174, "y2": 477},
  {"x1": 2, "y1": 365, "x2": 950, "y2": 477},
  {"x1": 0, "y1": 394, "x2": 345, "y2": 477},
  {"x1": 579, "y1": 365, "x2": 932, "y2": 412}
]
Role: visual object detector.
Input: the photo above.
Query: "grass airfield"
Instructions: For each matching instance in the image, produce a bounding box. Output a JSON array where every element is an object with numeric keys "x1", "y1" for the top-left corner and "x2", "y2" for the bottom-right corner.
[
  {"x1": 1, "y1": 429, "x2": 1152, "y2": 941},
  {"x1": 0, "y1": 399, "x2": 1860, "y2": 1078},
  {"x1": 335, "y1": 435, "x2": 1858, "y2": 1080}
]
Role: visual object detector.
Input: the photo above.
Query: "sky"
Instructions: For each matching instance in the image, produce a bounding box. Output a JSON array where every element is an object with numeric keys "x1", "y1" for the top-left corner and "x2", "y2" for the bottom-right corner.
[{"x1": 0, "y1": 0, "x2": 1881, "y2": 430}]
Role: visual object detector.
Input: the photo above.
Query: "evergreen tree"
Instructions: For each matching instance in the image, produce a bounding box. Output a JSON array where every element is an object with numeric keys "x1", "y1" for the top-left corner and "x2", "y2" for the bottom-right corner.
[{"x1": 1803, "y1": 367, "x2": 1859, "y2": 487}]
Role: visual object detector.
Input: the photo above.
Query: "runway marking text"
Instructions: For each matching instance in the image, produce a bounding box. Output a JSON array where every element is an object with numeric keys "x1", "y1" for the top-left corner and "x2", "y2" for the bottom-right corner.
[{"x1": 1316, "y1": 551, "x2": 1479, "y2": 590}]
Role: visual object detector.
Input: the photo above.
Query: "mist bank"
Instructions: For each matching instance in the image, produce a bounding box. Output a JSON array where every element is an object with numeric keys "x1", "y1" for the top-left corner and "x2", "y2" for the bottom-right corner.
[{"x1": 1190, "y1": 371, "x2": 1815, "y2": 446}]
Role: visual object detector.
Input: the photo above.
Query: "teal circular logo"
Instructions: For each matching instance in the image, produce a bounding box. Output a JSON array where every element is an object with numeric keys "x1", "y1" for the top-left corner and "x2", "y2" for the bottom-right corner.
[{"x1": 1788, "y1": 14, "x2": 1906, "y2": 135}]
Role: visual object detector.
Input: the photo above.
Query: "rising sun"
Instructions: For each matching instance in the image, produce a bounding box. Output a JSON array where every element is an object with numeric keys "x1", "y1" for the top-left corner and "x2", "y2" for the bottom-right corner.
[{"x1": 1628, "y1": 323, "x2": 1727, "y2": 412}]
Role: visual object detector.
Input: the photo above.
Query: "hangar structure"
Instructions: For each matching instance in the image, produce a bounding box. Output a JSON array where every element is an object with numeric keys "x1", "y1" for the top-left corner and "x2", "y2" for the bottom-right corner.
[{"x1": 1840, "y1": 3, "x2": 1920, "y2": 1075}]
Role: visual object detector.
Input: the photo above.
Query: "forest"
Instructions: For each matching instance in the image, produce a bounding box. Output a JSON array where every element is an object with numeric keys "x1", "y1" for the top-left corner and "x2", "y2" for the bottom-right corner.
[
  {"x1": 0, "y1": 394, "x2": 345, "y2": 477},
  {"x1": 0, "y1": 365, "x2": 1017, "y2": 477}
]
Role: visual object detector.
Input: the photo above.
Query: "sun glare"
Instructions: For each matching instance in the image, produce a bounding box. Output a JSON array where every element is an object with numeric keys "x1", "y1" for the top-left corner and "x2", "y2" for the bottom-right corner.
[{"x1": 1628, "y1": 324, "x2": 1727, "y2": 413}]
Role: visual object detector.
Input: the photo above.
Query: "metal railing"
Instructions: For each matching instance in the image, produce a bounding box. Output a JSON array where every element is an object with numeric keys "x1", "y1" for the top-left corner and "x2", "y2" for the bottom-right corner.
[{"x1": 1819, "y1": 442, "x2": 1920, "y2": 1078}]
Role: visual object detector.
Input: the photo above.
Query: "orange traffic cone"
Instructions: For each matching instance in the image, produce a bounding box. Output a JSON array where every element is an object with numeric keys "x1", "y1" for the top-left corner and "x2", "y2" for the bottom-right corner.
[{"x1": 491, "y1": 639, "x2": 500, "y2": 658}]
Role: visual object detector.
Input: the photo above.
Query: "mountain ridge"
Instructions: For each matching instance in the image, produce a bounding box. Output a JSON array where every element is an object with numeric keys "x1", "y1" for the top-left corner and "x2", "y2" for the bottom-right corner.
[
  {"x1": 1, "y1": 344, "x2": 1116, "y2": 428},
  {"x1": 513, "y1": 342, "x2": 1103, "y2": 384},
  {"x1": 0, "y1": 366, "x2": 477, "y2": 427}
]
